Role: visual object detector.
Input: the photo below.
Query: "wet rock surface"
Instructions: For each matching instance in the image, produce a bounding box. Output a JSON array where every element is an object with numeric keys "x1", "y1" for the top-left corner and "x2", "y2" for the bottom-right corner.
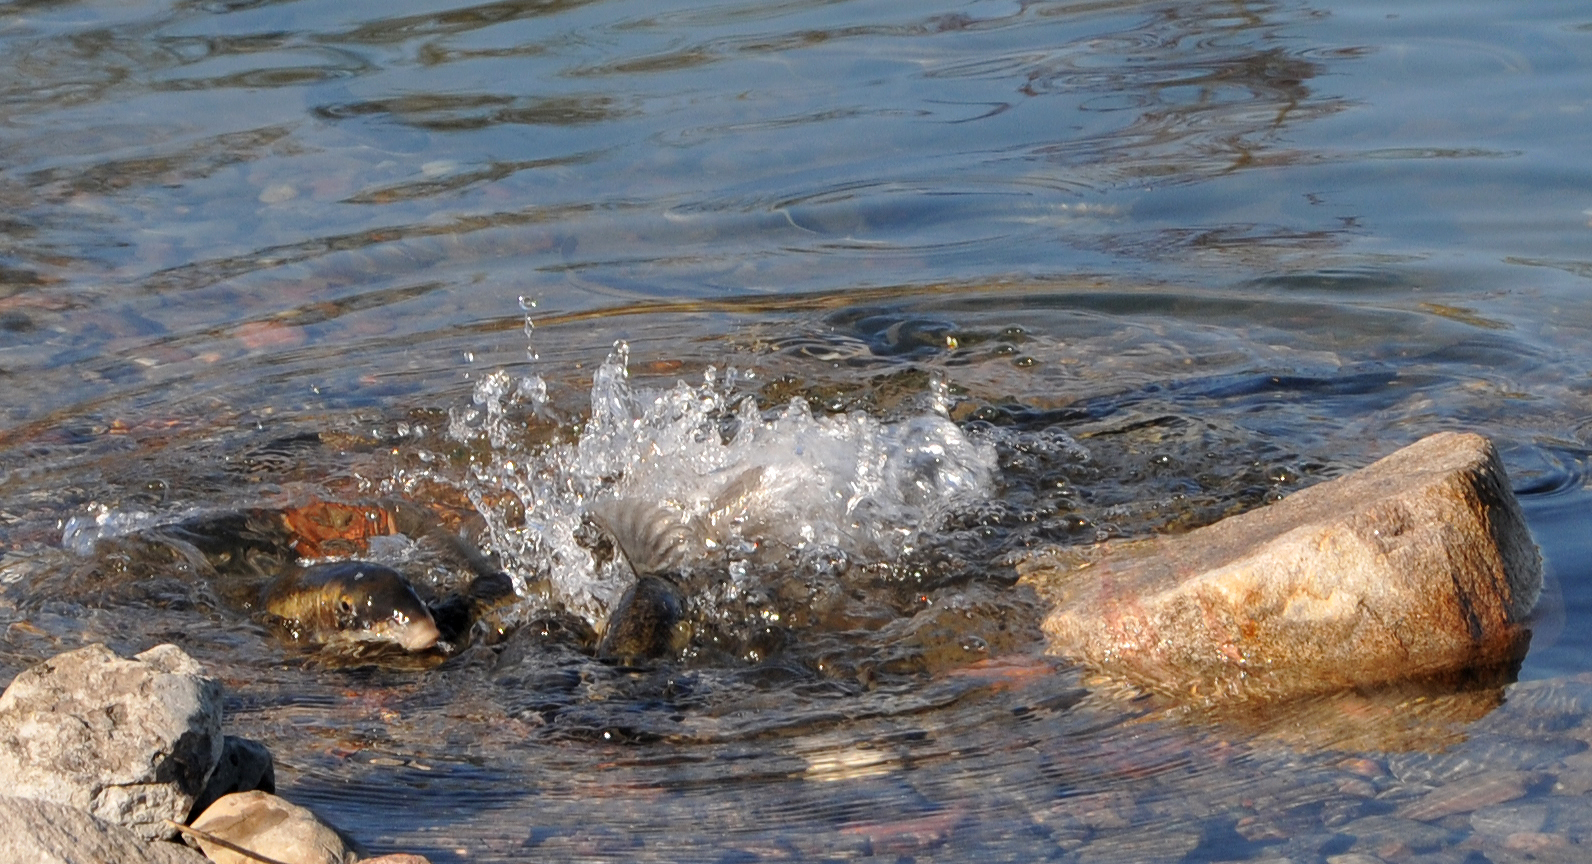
[
  {"x1": 0, "y1": 794, "x2": 209, "y2": 864},
  {"x1": 1020, "y1": 431, "x2": 1542, "y2": 702},
  {"x1": 0, "y1": 643, "x2": 224, "y2": 840}
]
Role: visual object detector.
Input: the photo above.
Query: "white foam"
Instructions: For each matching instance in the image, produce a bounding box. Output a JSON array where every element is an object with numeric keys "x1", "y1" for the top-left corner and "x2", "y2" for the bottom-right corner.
[{"x1": 452, "y1": 343, "x2": 998, "y2": 622}]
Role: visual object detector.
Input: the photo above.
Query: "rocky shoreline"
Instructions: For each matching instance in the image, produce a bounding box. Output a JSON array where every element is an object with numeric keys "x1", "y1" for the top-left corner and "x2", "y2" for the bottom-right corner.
[{"x1": 0, "y1": 641, "x2": 429, "y2": 864}]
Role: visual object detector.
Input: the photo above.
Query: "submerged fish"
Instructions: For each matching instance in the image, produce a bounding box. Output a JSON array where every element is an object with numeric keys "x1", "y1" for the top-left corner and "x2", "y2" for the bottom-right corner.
[{"x1": 263, "y1": 561, "x2": 441, "y2": 652}]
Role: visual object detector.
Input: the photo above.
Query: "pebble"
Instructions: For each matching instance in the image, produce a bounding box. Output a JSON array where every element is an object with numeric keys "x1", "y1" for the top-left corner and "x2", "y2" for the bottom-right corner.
[
  {"x1": 258, "y1": 184, "x2": 298, "y2": 204},
  {"x1": 1075, "y1": 827, "x2": 1200, "y2": 864},
  {"x1": 1343, "y1": 813, "x2": 1456, "y2": 854},
  {"x1": 1502, "y1": 831, "x2": 1571, "y2": 853},
  {"x1": 1551, "y1": 747, "x2": 1592, "y2": 794},
  {"x1": 188, "y1": 736, "x2": 276, "y2": 820},
  {"x1": 1395, "y1": 770, "x2": 1540, "y2": 821},
  {"x1": 1325, "y1": 854, "x2": 1384, "y2": 864},
  {"x1": 1048, "y1": 789, "x2": 1137, "y2": 831},
  {"x1": 1471, "y1": 802, "x2": 1549, "y2": 837}
]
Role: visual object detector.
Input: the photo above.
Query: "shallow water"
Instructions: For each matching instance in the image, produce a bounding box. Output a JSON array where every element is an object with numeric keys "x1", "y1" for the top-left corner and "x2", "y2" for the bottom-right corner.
[{"x1": 4, "y1": 0, "x2": 1592, "y2": 860}]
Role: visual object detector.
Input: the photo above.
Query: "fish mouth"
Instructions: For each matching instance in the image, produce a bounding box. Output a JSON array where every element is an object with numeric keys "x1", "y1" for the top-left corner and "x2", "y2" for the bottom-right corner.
[{"x1": 393, "y1": 616, "x2": 443, "y2": 652}]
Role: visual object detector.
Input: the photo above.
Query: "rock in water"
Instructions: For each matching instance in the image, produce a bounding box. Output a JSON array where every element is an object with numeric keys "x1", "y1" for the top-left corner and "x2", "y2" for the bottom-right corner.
[
  {"x1": 188, "y1": 736, "x2": 276, "y2": 821},
  {"x1": 0, "y1": 794, "x2": 208, "y2": 864},
  {"x1": 1018, "y1": 431, "x2": 1541, "y2": 702},
  {"x1": 0, "y1": 643, "x2": 224, "y2": 840},
  {"x1": 189, "y1": 790, "x2": 354, "y2": 864}
]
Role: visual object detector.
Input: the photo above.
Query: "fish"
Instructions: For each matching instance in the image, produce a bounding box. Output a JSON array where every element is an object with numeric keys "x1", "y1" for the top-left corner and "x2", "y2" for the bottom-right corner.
[
  {"x1": 262, "y1": 561, "x2": 441, "y2": 652},
  {"x1": 596, "y1": 574, "x2": 684, "y2": 665}
]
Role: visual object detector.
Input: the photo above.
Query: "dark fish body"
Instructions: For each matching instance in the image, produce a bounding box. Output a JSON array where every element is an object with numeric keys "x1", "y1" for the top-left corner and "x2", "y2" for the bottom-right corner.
[
  {"x1": 263, "y1": 561, "x2": 441, "y2": 652},
  {"x1": 428, "y1": 570, "x2": 519, "y2": 644},
  {"x1": 597, "y1": 575, "x2": 683, "y2": 665}
]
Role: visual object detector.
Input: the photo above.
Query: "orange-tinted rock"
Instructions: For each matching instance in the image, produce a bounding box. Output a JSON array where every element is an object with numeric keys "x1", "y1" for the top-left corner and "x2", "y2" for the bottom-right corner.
[{"x1": 1019, "y1": 432, "x2": 1541, "y2": 702}]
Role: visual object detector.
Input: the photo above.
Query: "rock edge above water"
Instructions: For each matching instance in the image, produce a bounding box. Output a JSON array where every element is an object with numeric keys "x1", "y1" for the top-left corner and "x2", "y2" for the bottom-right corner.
[
  {"x1": 0, "y1": 642, "x2": 433, "y2": 863},
  {"x1": 0, "y1": 642, "x2": 223, "y2": 840},
  {"x1": 0, "y1": 794, "x2": 209, "y2": 864},
  {"x1": 1018, "y1": 431, "x2": 1542, "y2": 703}
]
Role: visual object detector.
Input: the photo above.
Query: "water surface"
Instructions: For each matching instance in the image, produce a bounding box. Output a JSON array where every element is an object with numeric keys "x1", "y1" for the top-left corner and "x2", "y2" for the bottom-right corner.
[{"x1": 4, "y1": 0, "x2": 1592, "y2": 860}]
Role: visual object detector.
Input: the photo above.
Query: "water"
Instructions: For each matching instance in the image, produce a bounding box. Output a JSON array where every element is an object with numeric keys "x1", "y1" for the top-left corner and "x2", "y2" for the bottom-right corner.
[{"x1": 4, "y1": 0, "x2": 1592, "y2": 860}]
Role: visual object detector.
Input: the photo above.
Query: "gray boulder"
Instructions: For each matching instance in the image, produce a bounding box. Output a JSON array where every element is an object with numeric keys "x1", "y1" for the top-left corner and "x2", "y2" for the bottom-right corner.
[
  {"x1": 1019, "y1": 431, "x2": 1541, "y2": 702},
  {"x1": 0, "y1": 793, "x2": 208, "y2": 864},
  {"x1": 0, "y1": 643, "x2": 224, "y2": 840}
]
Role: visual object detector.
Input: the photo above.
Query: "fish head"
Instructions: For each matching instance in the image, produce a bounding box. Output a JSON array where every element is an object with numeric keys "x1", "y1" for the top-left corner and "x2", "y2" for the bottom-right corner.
[{"x1": 315, "y1": 564, "x2": 442, "y2": 652}]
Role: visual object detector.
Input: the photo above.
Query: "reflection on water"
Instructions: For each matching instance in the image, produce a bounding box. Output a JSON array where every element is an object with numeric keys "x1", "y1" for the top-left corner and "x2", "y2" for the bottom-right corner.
[{"x1": 4, "y1": 0, "x2": 1592, "y2": 860}]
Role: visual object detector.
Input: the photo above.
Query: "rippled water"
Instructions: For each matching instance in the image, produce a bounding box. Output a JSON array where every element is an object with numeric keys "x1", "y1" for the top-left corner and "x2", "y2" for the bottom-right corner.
[{"x1": 4, "y1": 0, "x2": 1592, "y2": 860}]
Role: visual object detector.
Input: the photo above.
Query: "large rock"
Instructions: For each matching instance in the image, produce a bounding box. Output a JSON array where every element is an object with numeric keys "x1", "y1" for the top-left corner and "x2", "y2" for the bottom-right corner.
[
  {"x1": 0, "y1": 794, "x2": 208, "y2": 864},
  {"x1": 0, "y1": 643, "x2": 224, "y2": 840},
  {"x1": 1018, "y1": 432, "x2": 1541, "y2": 702},
  {"x1": 189, "y1": 790, "x2": 355, "y2": 864}
]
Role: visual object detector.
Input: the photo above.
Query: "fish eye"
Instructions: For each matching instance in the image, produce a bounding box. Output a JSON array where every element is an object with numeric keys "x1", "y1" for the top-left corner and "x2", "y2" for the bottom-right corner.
[{"x1": 338, "y1": 598, "x2": 355, "y2": 615}]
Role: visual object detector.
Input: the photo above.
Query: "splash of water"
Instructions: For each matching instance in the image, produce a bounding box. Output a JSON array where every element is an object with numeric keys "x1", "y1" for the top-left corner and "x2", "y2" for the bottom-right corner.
[
  {"x1": 444, "y1": 343, "x2": 998, "y2": 624},
  {"x1": 62, "y1": 506, "x2": 168, "y2": 557}
]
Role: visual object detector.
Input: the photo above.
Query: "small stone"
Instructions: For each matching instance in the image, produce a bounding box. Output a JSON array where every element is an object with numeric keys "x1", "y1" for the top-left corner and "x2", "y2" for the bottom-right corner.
[
  {"x1": 258, "y1": 184, "x2": 297, "y2": 204},
  {"x1": 1020, "y1": 432, "x2": 1540, "y2": 702},
  {"x1": 1075, "y1": 828, "x2": 1200, "y2": 864},
  {"x1": 1325, "y1": 855, "x2": 1385, "y2": 864},
  {"x1": 0, "y1": 793, "x2": 208, "y2": 863},
  {"x1": 1551, "y1": 747, "x2": 1592, "y2": 795},
  {"x1": 1042, "y1": 789, "x2": 1137, "y2": 831},
  {"x1": 190, "y1": 791, "x2": 354, "y2": 864},
  {"x1": 1340, "y1": 758, "x2": 1386, "y2": 778},
  {"x1": 1396, "y1": 771, "x2": 1539, "y2": 821},
  {"x1": 1235, "y1": 814, "x2": 1290, "y2": 841},
  {"x1": 0, "y1": 643, "x2": 223, "y2": 840},
  {"x1": 1338, "y1": 778, "x2": 1378, "y2": 798},
  {"x1": 1502, "y1": 831, "x2": 1570, "y2": 853},
  {"x1": 1471, "y1": 803, "x2": 1549, "y2": 838},
  {"x1": 1343, "y1": 813, "x2": 1456, "y2": 853}
]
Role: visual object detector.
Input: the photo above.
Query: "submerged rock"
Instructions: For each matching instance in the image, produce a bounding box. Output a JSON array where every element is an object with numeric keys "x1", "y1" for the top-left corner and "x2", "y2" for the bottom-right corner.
[
  {"x1": 0, "y1": 794, "x2": 208, "y2": 864},
  {"x1": 0, "y1": 643, "x2": 224, "y2": 840},
  {"x1": 189, "y1": 790, "x2": 355, "y2": 864},
  {"x1": 1019, "y1": 431, "x2": 1541, "y2": 702}
]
